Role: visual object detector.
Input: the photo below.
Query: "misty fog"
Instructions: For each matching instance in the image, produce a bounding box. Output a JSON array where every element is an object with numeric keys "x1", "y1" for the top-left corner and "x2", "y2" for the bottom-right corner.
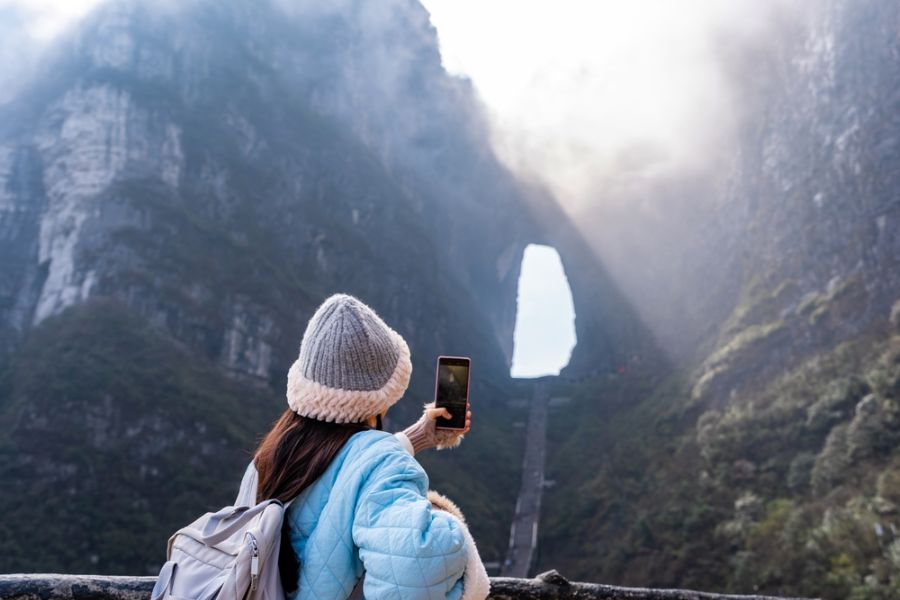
[{"x1": 424, "y1": 0, "x2": 814, "y2": 358}]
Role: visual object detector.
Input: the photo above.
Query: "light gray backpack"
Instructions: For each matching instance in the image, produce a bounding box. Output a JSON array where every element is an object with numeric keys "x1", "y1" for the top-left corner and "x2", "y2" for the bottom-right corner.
[{"x1": 151, "y1": 495, "x2": 292, "y2": 600}]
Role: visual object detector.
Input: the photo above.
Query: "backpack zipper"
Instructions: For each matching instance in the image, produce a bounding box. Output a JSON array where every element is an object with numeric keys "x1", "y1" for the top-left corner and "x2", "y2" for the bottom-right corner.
[{"x1": 248, "y1": 534, "x2": 260, "y2": 592}]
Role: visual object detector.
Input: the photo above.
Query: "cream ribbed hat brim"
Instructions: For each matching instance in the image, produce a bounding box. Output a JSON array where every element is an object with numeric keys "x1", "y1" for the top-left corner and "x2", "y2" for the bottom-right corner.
[{"x1": 286, "y1": 294, "x2": 412, "y2": 423}]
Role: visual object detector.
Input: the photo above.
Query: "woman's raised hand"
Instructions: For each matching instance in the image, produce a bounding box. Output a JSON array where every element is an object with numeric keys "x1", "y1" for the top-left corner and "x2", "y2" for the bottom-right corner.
[
  {"x1": 424, "y1": 405, "x2": 472, "y2": 434},
  {"x1": 400, "y1": 403, "x2": 471, "y2": 455}
]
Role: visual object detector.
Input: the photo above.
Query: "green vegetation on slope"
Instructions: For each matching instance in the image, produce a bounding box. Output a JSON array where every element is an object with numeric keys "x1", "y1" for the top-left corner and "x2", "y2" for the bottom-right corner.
[
  {"x1": 0, "y1": 299, "x2": 521, "y2": 573},
  {"x1": 539, "y1": 291, "x2": 900, "y2": 599},
  {"x1": 0, "y1": 300, "x2": 284, "y2": 574}
]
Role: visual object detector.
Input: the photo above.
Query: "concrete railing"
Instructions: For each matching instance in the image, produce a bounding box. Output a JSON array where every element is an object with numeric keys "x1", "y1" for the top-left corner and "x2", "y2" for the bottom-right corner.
[{"x1": 0, "y1": 571, "x2": 819, "y2": 600}]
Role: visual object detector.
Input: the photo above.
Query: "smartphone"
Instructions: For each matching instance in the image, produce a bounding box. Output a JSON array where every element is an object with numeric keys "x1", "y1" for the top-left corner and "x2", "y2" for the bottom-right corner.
[{"x1": 434, "y1": 356, "x2": 471, "y2": 430}]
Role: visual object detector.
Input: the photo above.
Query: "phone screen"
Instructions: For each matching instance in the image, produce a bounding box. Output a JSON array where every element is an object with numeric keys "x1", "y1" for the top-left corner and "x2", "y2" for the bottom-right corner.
[{"x1": 435, "y1": 356, "x2": 470, "y2": 429}]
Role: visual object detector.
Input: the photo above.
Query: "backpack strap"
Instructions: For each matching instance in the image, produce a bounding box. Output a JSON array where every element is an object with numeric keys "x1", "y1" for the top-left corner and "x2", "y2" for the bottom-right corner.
[
  {"x1": 151, "y1": 561, "x2": 176, "y2": 600},
  {"x1": 168, "y1": 500, "x2": 282, "y2": 556},
  {"x1": 200, "y1": 500, "x2": 282, "y2": 546},
  {"x1": 201, "y1": 505, "x2": 252, "y2": 536},
  {"x1": 235, "y1": 462, "x2": 258, "y2": 507}
]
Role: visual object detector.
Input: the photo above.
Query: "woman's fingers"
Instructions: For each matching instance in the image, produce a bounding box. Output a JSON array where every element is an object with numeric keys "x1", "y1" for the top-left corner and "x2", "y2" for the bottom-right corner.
[
  {"x1": 462, "y1": 409, "x2": 472, "y2": 433},
  {"x1": 425, "y1": 407, "x2": 452, "y2": 421},
  {"x1": 424, "y1": 405, "x2": 471, "y2": 434}
]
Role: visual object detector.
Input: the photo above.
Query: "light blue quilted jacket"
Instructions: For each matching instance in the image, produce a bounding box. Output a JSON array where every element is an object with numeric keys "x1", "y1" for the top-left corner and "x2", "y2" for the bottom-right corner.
[{"x1": 236, "y1": 429, "x2": 489, "y2": 600}]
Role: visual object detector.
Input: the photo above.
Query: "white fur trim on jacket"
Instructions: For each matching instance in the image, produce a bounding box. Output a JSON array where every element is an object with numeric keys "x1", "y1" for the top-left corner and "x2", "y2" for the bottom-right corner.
[
  {"x1": 428, "y1": 490, "x2": 491, "y2": 600},
  {"x1": 285, "y1": 331, "x2": 412, "y2": 423}
]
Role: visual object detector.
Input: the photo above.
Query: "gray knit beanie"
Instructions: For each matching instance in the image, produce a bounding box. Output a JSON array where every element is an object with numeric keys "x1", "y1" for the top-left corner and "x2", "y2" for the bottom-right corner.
[{"x1": 286, "y1": 293, "x2": 412, "y2": 423}]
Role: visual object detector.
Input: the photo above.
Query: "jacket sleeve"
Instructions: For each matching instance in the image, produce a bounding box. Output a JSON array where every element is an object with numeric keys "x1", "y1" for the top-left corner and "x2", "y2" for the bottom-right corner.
[{"x1": 352, "y1": 445, "x2": 468, "y2": 599}]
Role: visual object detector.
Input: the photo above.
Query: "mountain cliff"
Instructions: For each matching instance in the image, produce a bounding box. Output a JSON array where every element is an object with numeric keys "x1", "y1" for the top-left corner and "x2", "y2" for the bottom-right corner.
[
  {"x1": 537, "y1": 2, "x2": 900, "y2": 598},
  {"x1": 0, "y1": 0, "x2": 652, "y2": 574}
]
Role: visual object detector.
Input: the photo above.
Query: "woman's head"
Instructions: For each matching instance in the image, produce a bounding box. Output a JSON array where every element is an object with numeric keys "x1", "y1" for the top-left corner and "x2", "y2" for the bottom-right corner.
[
  {"x1": 255, "y1": 294, "x2": 412, "y2": 502},
  {"x1": 285, "y1": 293, "x2": 412, "y2": 424}
]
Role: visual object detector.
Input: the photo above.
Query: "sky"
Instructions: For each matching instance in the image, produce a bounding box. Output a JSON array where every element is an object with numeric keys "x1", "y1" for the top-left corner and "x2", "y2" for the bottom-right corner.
[{"x1": 509, "y1": 245, "x2": 576, "y2": 378}]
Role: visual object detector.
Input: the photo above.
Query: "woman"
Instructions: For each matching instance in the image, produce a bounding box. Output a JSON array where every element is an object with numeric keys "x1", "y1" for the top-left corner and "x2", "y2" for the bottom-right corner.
[{"x1": 235, "y1": 293, "x2": 490, "y2": 600}]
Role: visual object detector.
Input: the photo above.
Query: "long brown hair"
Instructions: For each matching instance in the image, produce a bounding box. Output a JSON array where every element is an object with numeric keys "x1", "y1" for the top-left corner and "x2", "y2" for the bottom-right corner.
[
  {"x1": 253, "y1": 409, "x2": 372, "y2": 593},
  {"x1": 253, "y1": 408, "x2": 370, "y2": 504}
]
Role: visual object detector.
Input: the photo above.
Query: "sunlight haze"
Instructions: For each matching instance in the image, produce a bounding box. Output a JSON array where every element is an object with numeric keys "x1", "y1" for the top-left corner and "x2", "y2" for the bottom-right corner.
[{"x1": 421, "y1": 0, "x2": 775, "y2": 210}]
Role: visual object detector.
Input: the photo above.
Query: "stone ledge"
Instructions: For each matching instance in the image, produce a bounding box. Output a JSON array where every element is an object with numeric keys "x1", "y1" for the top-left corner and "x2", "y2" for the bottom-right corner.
[{"x1": 0, "y1": 571, "x2": 819, "y2": 600}]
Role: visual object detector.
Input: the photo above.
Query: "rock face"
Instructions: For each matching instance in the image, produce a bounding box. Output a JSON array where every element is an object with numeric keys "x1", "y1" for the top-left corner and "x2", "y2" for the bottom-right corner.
[
  {"x1": 684, "y1": 0, "x2": 900, "y2": 401},
  {"x1": 0, "y1": 0, "x2": 652, "y2": 575},
  {"x1": 576, "y1": 0, "x2": 900, "y2": 371},
  {"x1": 0, "y1": 0, "x2": 645, "y2": 383},
  {"x1": 536, "y1": 2, "x2": 900, "y2": 598},
  {"x1": 0, "y1": 0, "x2": 507, "y2": 385},
  {"x1": 721, "y1": 0, "x2": 899, "y2": 327}
]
